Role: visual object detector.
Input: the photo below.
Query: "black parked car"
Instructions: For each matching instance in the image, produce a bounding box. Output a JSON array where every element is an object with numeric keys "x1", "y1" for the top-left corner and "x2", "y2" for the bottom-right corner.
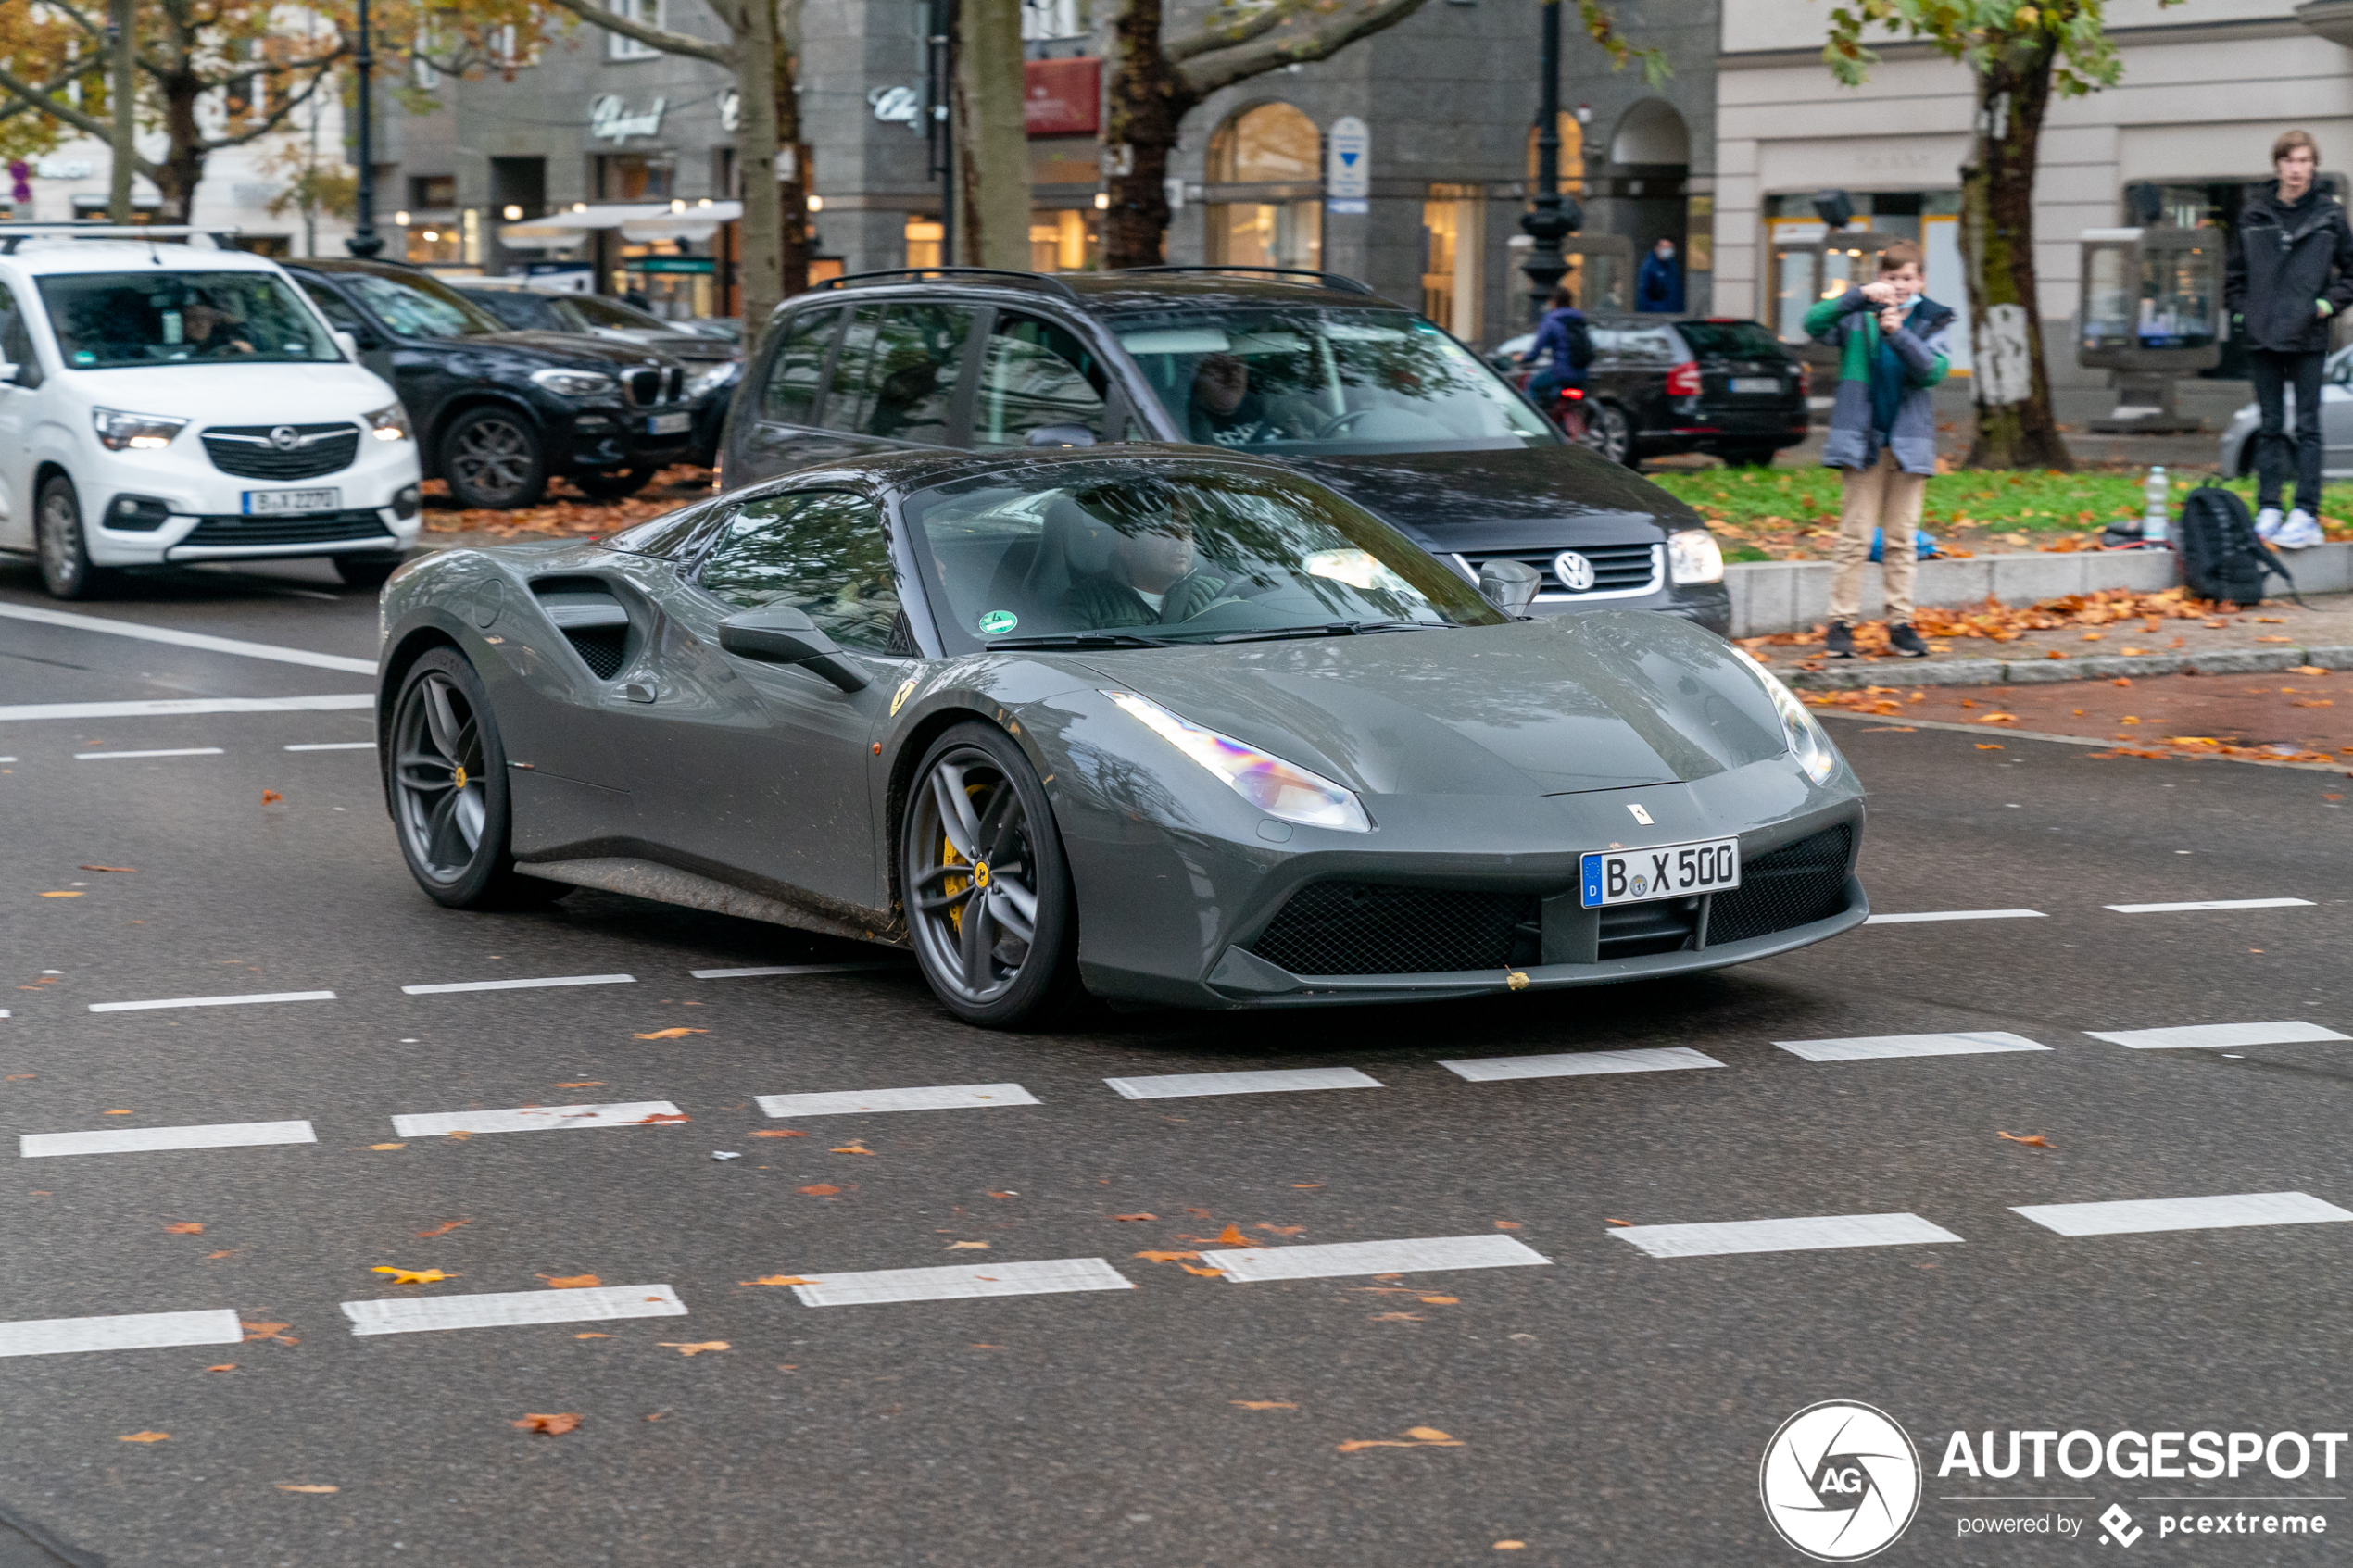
[
  {"x1": 450, "y1": 284, "x2": 741, "y2": 469},
  {"x1": 719, "y1": 267, "x2": 1730, "y2": 630},
  {"x1": 1493, "y1": 315, "x2": 1810, "y2": 470},
  {"x1": 283, "y1": 260, "x2": 697, "y2": 508}
]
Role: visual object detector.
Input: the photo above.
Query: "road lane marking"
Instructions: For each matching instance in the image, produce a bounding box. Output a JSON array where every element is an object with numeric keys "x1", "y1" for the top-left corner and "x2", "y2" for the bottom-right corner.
[
  {"x1": 755, "y1": 1084, "x2": 1038, "y2": 1117},
  {"x1": 690, "y1": 963, "x2": 908, "y2": 979},
  {"x1": 400, "y1": 973, "x2": 635, "y2": 995},
  {"x1": 74, "y1": 747, "x2": 225, "y2": 761},
  {"x1": 786, "y1": 1257, "x2": 1132, "y2": 1307},
  {"x1": 284, "y1": 741, "x2": 375, "y2": 751},
  {"x1": 5, "y1": 695, "x2": 373, "y2": 722},
  {"x1": 2012, "y1": 1192, "x2": 2353, "y2": 1237},
  {"x1": 2105, "y1": 898, "x2": 2314, "y2": 913},
  {"x1": 1774, "y1": 1031, "x2": 2049, "y2": 1062},
  {"x1": 1610, "y1": 1213, "x2": 1963, "y2": 1259},
  {"x1": 342, "y1": 1283, "x2": 686, "y2": 1336},
  {"x1": 0, "y1": 1308, "x2": 243, "y2": 1358},
  {"x1": 1441, "y1": 1047, "x2": 1724, "y2": 1082},
  {"x1": 390, "y1": 1101, "x2": 684, "y2": 1137},
  {"x1": 2084, "y1": 1022, "x2": 2350, "y2": 1051},
  {"x1": 1202, "y1": 1234, "x2": 1550, "y2": 1283},
  {"x1": 0, "y1": 601, "x2": 378, "y2": 674},
  {"x1": 1865, "y1": 909, "x2": 2047, "y2": 925},
  {"x1": 1102, "y1": 1067, "x2": 1380, "y2": 1100},
  {"x1": 90, "y1": 990, "x2": 335, "y2": 1013},
  {"x1": 22, "y1": 1120, "x2": 316, "y2": 1158}
]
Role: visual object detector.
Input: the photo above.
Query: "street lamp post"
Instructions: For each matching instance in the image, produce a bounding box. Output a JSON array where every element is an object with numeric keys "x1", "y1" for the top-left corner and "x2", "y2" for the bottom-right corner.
[
  {"x1": 1518, "y1": 0, "x2": 1582, "y2": 326},
  {"x1": 346, "y1": 0, "x2": 384, "y2": 257}
]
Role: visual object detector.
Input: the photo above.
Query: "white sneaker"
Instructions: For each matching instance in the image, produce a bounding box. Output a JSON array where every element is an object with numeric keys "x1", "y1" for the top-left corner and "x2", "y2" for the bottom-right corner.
[
  {"x1": 2256, "y1": 507, "x2": 2284, "y2": 540},
  {"x1": 2276, "y1": 508, "x2": 2323, "y2": 549}
]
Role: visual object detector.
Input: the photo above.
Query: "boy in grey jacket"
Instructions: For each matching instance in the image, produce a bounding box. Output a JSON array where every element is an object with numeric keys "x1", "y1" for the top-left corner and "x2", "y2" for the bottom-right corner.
[{"x1": 1804, "y1": 241, "x2": 1955, "y2": 659}]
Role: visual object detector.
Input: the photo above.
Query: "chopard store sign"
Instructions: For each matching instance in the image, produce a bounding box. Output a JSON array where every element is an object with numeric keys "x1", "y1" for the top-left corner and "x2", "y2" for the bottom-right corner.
[{"x1": 589, "y1": 94, "x2": 666, "y2": 142}]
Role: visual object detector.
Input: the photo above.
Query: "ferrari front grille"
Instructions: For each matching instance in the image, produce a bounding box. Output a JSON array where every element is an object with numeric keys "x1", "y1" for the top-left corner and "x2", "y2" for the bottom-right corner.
[
  {"x1": 1248, "y1": 883, "x2": 1539, "y2": 977},
  {"x1": 1705, "y1": 825, "x2": 1853, "y2": 945}
]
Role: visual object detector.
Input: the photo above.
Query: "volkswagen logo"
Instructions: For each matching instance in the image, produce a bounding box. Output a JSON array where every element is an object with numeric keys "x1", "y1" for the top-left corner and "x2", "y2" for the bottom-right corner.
[
  {"x1": 1758, "y1": 1400, "x2": 1921, "y2": 1561},
  {"x1": 1553, "y1": 549, "x2": 1597, "y2": 593},
  {"x1": 268, "y1": 425, "x2": 301, "y2": 451}
]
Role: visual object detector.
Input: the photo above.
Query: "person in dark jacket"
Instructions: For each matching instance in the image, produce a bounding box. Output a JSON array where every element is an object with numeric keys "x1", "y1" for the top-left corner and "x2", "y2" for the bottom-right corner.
[
  {"x1": 1637, "y1": 239, "x2": 1685, "y2": 314},
  {"x1": 1066, "y1": 515, "x2": 1234, "y2": 629},
  {"x1": 1518, "y1": 285, "x2": 1590, "y2": 423},
  {"x1": 2224, "y1": 129, "x2": 2353, "y2": 549}
]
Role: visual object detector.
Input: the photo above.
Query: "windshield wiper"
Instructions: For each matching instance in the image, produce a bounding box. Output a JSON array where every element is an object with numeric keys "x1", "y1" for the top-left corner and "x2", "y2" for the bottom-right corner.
[
  {"x1": 985, "y1": 632, "x2": 1174, "y2": 650},
  {"x1": 1208, "y1": 620, "x2": 1439, "y2": 644}
]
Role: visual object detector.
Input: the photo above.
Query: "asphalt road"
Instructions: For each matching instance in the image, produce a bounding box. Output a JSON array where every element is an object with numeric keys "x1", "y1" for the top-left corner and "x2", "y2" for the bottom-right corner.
[{"x1": 3, "y1": 556, "x2": 2350, "y2": 1568}]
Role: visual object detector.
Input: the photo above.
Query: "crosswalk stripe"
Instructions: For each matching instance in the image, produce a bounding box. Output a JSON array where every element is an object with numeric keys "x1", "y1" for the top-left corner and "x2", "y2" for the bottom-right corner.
[
  {"x1": 755, "y1": 1084, "x2": 1038, "y2": 1118},
  {"x1": 1441, "y1": 1047, "x2": 1723, "y2": 1082},
  {"x1": 2083, "y1": 1022, "x2": 2350, "y2": 1051},
  {"x1": 787, "y1": 1257, "x2": 1133, "y2": 1307},
  {"x1": 2010, "y1": 1192, "x2": 2353, "y2": 1237},
  {"x1": 284, "y1": 741, "x2": 375, "y2": 751},
  {"x1": 343, "y1": 1284, "x2": 686, "y2": 1336},
  {"x1": 1865, "y1": 909, "x2": 2046, "y2": 924},
  {"x1": 400, "y1": 973, "x2": 635, "y2": 995},
  {"x1": 1774, "y1": 1031, "x2": 2049, "y2": 1062},
  {"x1": 2105, "y1": 898, "x2": 2314, "y2": 913},
  {"x1": 691, "y1": 963, "x2": 907, "y2": 980},
  {"x1": 1610, "y1": 1212, "x2": 1962, "y2": 1259},
  {"x1": 22, "y1": 1120, "x2": 316, "y2": 1158},
  {"x1": 390, "y1": 1101, "x2": 685, "y2": 1137},
  {"x1": 1102, "y1": 1067, "x2": 1380, "y2": 1100},
  {"x1": 1202, "y1": 1234, "x2": 1551, "y2": 1283},
  {"x1": 6, "y1": 696, "x2": 371, "y2": 722},
  {"x1": 73, "y1": 747, "x2": 224, "y2": 760},
  {"x1": 89, "y1": 990, "x2": 335, "y2": 1013},
  {"x1": 0, "y1": 1308, "x2": 243, "y2": 1358}
]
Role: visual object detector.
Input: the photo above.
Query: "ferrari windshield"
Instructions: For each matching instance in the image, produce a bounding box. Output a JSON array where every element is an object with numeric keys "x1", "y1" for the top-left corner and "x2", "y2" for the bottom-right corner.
[
  {"x1": 905, "y1": 462, "x2": 1505, "y2": 650},
  {"x1": 1116, "y1": 307, "x2": 1554, "y2": 454}
]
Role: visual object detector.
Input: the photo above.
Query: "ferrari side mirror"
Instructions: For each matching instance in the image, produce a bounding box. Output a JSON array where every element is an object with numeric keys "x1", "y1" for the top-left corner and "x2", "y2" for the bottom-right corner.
[
  {"x1": 1478, "y1": 558, "x2": 1542, "y2": 616},
  {"x1": 718, "y1": 604, "x2": 870, "y2": 692}
]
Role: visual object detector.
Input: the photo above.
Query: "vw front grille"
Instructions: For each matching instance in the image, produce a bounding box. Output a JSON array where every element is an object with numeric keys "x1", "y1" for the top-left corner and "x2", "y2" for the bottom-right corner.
[{"x1": 1456, "y1": 542, "x2": 1663, "y2": 600}]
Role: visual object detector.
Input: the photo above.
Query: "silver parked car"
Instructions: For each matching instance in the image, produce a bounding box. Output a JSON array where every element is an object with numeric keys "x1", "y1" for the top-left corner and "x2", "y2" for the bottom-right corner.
[{"x1": 2217, "y1": 344, "x2": 2353, "y2": 478}]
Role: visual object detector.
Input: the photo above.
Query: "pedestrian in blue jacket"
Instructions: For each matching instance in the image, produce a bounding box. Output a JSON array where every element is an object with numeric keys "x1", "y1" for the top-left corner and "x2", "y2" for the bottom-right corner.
[{"x1": 1637, "y1": 239, "x2": 1685, "y2": 314}]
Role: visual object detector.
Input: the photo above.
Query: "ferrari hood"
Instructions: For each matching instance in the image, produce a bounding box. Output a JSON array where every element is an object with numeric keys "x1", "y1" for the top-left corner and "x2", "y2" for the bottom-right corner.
[{"x1": 1074, "y1": 612, "x2": 1788, "y2": 797}]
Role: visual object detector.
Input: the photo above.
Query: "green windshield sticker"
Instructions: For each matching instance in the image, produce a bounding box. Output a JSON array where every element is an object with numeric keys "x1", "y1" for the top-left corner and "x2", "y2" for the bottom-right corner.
[{"x1": 977, "y1": 609, "x2": 1018, "y2": 635}]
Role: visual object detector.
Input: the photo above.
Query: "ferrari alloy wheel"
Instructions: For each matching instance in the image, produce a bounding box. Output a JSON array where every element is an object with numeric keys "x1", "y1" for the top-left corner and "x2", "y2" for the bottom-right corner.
[
  {"x1": 1582, "y1": 401, "x2": 1633, "y2": 467},
  {"x1": 387, "y1": 648, "x2": 564, "y2": 909},
  {"x1": 902, "y1": 723, "x2": 1081, "y2": 1028},
  {"x1": 442, "y1": 407, "x2": 548, "y2": 509}
]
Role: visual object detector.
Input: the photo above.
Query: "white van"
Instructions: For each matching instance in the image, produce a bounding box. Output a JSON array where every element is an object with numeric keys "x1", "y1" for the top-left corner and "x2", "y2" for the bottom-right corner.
[{"x1": 0, "y1": 227, "x2": 424, "y2": 598}]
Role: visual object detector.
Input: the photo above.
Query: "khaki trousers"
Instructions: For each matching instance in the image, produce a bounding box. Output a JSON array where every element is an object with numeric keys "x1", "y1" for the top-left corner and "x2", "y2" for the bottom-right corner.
[{"x1": 1829, "y1": 448, "x2": 1926, "y2": 625}]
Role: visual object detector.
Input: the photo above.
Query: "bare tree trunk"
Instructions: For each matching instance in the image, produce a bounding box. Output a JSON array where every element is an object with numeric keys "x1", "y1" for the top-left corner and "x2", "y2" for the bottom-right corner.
[
  {"x1": 1961, "y1": 31, "x2": 2071, "y2": 471},
  {"x1": 156, "y1": 71, "x2": 203, "y2": 220},
  {"x1": 1103, "y1": 0, "x2": 1185, "y2": 270},
  {"x1": 735, "y1": 0, "x2": 786, "y2": 345},
  {"x1": 953, "y1": 0, "x2": 1028, "y2": 270},
  {"x1": 772, "y1": 20, "x2": 812, "y2": 298}
]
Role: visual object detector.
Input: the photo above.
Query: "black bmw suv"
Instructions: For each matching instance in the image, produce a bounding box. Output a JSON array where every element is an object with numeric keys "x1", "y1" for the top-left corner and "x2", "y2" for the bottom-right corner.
[
  {"x1": 718, "y1": 267, "x2": 1730, "y2": 630},
  {"x1": 283, "y1": 259, "x2": 696, "y2": 508}
]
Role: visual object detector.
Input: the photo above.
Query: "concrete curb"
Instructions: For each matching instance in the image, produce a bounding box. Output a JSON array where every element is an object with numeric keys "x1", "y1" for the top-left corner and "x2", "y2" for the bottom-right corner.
[
  {"x1": 1783, "y1": 645, "x2": 2353, "y2": 690},
  {"x1": 1811, "y1": 709, "x2": 2353, "y2": 774}
]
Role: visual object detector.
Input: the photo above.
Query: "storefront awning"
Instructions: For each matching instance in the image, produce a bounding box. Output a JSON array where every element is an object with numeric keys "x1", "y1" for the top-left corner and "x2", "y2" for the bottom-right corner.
[
  {"x1": 620, "y1": 201, "x2": 743, "y2": 242},
  {"x1": 498, "y1": 203, "x2": 673, "y2": 249}
]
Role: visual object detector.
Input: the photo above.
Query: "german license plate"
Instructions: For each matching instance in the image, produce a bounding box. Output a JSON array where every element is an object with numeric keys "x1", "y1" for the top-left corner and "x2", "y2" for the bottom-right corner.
[
  {"x1": 1580, "y1": 836, "x2": 1741, "y2": 909},
  {"x1": 243, "y1": 487, "x2": 340, "y2": 515},
  {"x1": 647, "y1": 411, "x2": 691, "y2": 435},
  {"x1": 1730, "y1": 376, "x2": 1780, "y2": 395}
]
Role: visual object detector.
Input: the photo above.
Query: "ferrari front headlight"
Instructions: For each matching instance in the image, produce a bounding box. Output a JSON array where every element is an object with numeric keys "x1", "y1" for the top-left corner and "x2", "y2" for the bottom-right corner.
[
  {"x1": 1104, "y1": 690, "x2": 1371, "y2": 833},
  {"x1": 1729, "y1": 646, "x2": 1841, "y2": 784}
]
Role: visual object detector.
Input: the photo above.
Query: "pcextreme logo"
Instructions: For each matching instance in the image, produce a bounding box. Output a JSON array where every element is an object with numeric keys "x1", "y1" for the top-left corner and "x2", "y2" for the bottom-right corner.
[{"x1": 1760, "y1": 1400, "x2": 1924, "y2": 1561}]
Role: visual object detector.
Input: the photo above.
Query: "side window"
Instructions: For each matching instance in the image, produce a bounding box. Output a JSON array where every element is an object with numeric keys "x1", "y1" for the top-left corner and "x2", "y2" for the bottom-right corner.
[
  {"x1": 1617, "y1": 325, "x2": 1680, "y2": 365},
  {"x1": 974, "y1": 312, "x2": 1108, "y2": 447},
  {"x1": 1586, "y1": 325, "x2": 1620, "y2": 361},
  {"x1": 759, "y1": 307, "x2": 843, "y2": 426},
  {"x1": 859, "y1": 303, "x2": 975, "y2": 445},
  {"x1": 698, "y1": 490, "x2": 904, "y2": 655},
  {"x1": 603, "y1": 499, "x2": 715, "y2": 558},
  {"x1": 819, "y1": 304, "x2": 886, "y2": 433},
  {"x1": 300, "y1": 282, "x2": 366, "y2": 332},
  {"x1": 0, "y1": 282, "x2": 41, "y2": 385}
]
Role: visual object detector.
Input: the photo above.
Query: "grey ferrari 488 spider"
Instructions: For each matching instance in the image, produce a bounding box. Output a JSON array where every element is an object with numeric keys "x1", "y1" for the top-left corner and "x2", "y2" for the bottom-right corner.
[{"x1": 375, "y1": 445, "x2": 1867, "y2": 1027}]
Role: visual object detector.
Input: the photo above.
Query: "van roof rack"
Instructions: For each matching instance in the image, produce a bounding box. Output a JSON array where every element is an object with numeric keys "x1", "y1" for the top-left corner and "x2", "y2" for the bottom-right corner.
[
  {"x1": 813, "y1": 267, "x2": 1080, "y2": 301},
  {"x1": 0, "y1": 223, "x2": 241, "y2": 254},
  {"x1": 1109, "y1": 265, "x2": 1376, "y2": 296}
]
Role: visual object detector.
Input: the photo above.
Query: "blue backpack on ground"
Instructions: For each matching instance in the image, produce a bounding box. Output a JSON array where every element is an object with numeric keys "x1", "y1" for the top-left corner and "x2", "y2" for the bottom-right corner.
[{"x1": 1869, "y1": 529, "x2": 1938, "y2": 562}]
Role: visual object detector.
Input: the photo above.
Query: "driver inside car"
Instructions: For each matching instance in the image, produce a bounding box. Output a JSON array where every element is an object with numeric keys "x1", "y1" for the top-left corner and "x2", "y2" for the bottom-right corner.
[
  {"x1": 178, "y1": 295, "x2": 257, "y2": 357},
  {"x1": 1065, "y1": 513, "x2": 1235, "y2": 629},
  {"x1": 1186, "y1": 354, "x2": 1291, "y2": 447}
]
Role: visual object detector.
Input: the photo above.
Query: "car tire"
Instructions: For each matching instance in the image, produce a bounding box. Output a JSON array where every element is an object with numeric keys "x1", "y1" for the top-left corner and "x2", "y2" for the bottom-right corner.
[
  {"x1": 1583, "y1": 401, "x2": 1634, "y2": 467},
  {"x1": 335, "y1": 552, "x2": 406, "y2": 590},
  {"x1": 386, "y1": 647, "x2": 568, "y2": 910},
  {"x1": 900, "y1": 721, "x2": 1083, "y2": 1029},
  {"x1": 35, "y1": 474, "x2": 114, "y2": 600},
  {"x1": 572, "y1": 467, "x2": 657, "y2": 502},
  {"x1": 441, "y1": 406, "x2": 549, "y2": 510}
]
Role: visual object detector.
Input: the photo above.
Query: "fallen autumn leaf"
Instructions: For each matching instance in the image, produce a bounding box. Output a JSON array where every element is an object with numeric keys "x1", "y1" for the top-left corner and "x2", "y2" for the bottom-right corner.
[
  {"x1": 414, "y1": 1220, "x2": 471, "y2": 1238},
  {"x1": 79, "y1": 865, "x2": 135, "y2": 873},
  {"x1": 118, "y1": 1432, "x2": 170, "y2": 1443},
  {"x1": 538, "y1": 1273, "x2": 602, "y2": 1289},
  {"x1": 944, "y1": 1240, "x2": 989, "y2": 1250},
  {"x1": 657, "y1": 1341, "x2": 728, "y2": 1356},
  {"x1": 749, "y1": 1129, "x2": 807, "y2": 1138},
  {"x1": 829, "y1": 1141, "x2": 876, "y2": 1155},
  {"x1": 163, "y1": 1222, "x2": 204, "y2": 1235},
  {"x1": 512, "y1": 1413, "x2": 581, "y2": 1436},
  {"x1": 797, "y1": 1185, "x2": 841, "y2": 1197},
  {"x1": 275, "y1": 1485, "x2": 339, "y2": 1494},
  {"x1": 1997, "y1": 1132, "x2": 2052, "y2": 1148},
  {"x1": 744, "y1": 1275, "x2": 814, "y2": 1286},
  {"x1": 371, "y1": 1267, "x2": 456, "y2": 1286},
  {"x1": 1230, "y1": 1401, "x2": 1297, "y2": 1410},
  {"x1": 633, "y1": 1028, "x2": 707, "y2": 1040},
  {"x1": 1133, "y1": 1250, "x2": 1200, "y2": 1263},
  {"x1": 1111, "y1": 1212, "x2": 1157, "y2": 1222}
]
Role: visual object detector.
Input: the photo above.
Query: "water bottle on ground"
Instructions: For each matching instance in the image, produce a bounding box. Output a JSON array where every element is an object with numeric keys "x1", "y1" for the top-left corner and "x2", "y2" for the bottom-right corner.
[{"x1": 2144, "y1": 465, "x2": 2171, "y2": 545}]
